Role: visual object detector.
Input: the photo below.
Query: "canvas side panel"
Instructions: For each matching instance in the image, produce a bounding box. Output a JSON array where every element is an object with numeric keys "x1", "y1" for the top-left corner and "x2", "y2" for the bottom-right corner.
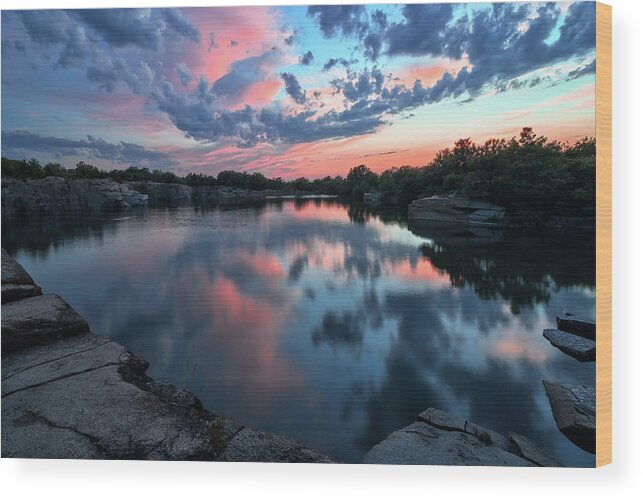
[{"x1": 596, "y1": 0, "x2": 612, "y2": 468}]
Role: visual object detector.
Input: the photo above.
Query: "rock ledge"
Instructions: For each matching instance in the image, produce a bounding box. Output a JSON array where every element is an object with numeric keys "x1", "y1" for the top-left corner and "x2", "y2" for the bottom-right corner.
[{"x1": 363, "y1": 407, "x2": 561, "y2": 466}]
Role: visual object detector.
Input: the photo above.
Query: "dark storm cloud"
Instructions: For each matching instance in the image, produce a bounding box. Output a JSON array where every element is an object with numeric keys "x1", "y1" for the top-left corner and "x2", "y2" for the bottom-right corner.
[
  {"x1": 363, "y1": 32, "x2": 383, "y2": 61},
  {"x1": 308, "y1": 6, "x2": 387, "y2": 61},
  {"x1": 1, "y1": 130, "x2": 176, "y2": 168},
  {"x1": 309, "y1": 2, "x2": 596, "y2": 102},
  {"x1": 70, "y1": 8, "x2": 199, "y2": 50},
  {"x1": 153, "y1": 75, "x2": 386, "y2": 146},
  {"x1": 280, "y1": 72, "x2": 307, "y2": 104},
  {"x1": 12, "y1": 8, "x2": 200, "y2": 94},
  {"x1": 176, "y1": 63, "x2": 193, "y2": 86},
  {"x1": 86, "y1": 58, "x2": 155, "y2": 94},
  {"x1": 322, "y1": 57, "x2": 353, "y2": 72},
  {"x1": 307, "y1": 5, "x2": 369, "y2": 38},
  {"x1": 567, "y1": 58, "x2": 596, "y2": 80},
  {"x1": 332, "y1": 67, "x2": 384, "y2": 102},
  {"x1": 378, "y1": 2, "x2": 596, "y2": 102},
  {"x1": 160, "y1": 8, "x2": 200, "y2": 43},
  {"x1": 211, "y1": 49, "x2": 281, "y2": 101},
  {"x1": 299, "y1": 50, "x2": 315, "y2": 66},
  {"x1": 18, "y1": 9, "x2": 199, "y2": 54},
  {"x1": 385, "y1": 4, "x2": 456, "y2": 58}
]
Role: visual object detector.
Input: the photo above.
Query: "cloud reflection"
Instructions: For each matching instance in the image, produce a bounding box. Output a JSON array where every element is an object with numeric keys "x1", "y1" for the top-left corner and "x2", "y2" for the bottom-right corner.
[{"x1": 3, "y1": 198, "x2": 596, "y2": 465}]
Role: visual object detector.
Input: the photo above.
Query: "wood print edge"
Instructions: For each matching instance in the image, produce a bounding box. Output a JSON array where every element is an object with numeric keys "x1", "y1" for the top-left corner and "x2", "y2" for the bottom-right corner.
[{"x1": 595, "y1": 0, "x2": 612, "y2": 468}]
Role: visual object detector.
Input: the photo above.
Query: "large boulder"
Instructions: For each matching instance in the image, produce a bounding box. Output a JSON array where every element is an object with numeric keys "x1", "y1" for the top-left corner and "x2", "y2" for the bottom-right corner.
[
  {"x1": 543, "y1": 328, "x2": 596, "y2": 361},
  {"x1": 1, "y1": 248, "x2": 42, "y2": 303},
  {"x1": 408, "y1": 195, "x2": 506, "y2": 226},
  {"x1": 1, "y1": 294, "x2": 89, "y2": 351},
  {"x1": 543, "y1": 381, "x2": 596, "y2": 454},
  {"x1": 363, "y1": 408, "x2": 561, "y2": 466}
]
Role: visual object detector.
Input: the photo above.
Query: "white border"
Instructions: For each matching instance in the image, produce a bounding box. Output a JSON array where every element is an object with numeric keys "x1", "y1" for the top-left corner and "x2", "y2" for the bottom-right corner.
[{"x1": 1, "y1": 0, "x2": 641, "y2": 497}]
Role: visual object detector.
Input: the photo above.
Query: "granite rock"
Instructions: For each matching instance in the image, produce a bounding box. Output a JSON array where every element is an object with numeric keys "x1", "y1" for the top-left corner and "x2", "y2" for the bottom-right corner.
[
  {"x1": 1, "y1": 294, "x2": 89, "y2": 352},
  {"x1": 363, "y1": 408, "x2": 561, "y2": 466},
  {"x1": 543, "y1": 380, "x2": 596, "y2": 454},
  {"x1": 221, "y1": 428, "x2": 335, "y2": 463},
  {"x1": 408, "y1": 196, "x2": 506, "y2": 226},
  {"x1": 1, "y1": 248, "x2": 42, "y2": 303},
  {"x1": 555, "y1": 316, "x2": 596, "y2": 341},
  {"x1": 543, "y1": 329, "x2": 596, "y2": 361}
]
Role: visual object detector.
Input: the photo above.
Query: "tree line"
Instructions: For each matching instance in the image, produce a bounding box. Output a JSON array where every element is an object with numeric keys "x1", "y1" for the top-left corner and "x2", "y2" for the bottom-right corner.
[{"x1": 2, "y1": 128, "x2": 595, "y2": 208}]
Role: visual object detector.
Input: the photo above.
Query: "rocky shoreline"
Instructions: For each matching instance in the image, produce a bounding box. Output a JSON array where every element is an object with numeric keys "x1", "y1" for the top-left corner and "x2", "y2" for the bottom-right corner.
[
  {"x1": 1, "y1": 177, "x2": 284, "y2": 219},
  {"x1": 1, "y1": 249, "x2": 333, "y2": 462},
  {"x1": 363, "y1": 407, "x2": 561, "y2": 466}
]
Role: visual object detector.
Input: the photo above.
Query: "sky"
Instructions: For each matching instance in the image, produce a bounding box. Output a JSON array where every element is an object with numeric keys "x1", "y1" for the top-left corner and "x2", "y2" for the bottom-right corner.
[{"x1": 1, "y1": 2, "x2": 597, "y2": 179}]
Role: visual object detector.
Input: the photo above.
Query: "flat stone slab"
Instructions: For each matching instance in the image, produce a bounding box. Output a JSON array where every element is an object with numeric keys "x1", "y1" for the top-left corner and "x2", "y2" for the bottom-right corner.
[
  {"x1": 363, "y1": 408, "x2": 561, "y2": 466},
  {"x1": 221, "y1": 428, "x2": 334, "y2": 463},
  {"x1": 1, "y1": 293, "x2": 89, "y2": 352},
  {"x1": 1, "y1": 249, "x2": 41, "y2": 303},
  {"x1": 543, "y1": 329, "x2": 596, "y2": 361},
  {"x1": 543, "y1": 381, "x2": 596, "y2": 454},
  {"x1": 2, "y1": 333, "x2": 216, "y2": 459},
  {"x1": 555, "y1": 316, "x2": 596, "y2": 340}
]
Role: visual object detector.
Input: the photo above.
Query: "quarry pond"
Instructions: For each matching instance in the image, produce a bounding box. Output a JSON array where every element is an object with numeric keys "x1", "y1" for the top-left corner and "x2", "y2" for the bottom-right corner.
[{"x1": 2, "y1": 197, "x2": 596, "y2": 466}]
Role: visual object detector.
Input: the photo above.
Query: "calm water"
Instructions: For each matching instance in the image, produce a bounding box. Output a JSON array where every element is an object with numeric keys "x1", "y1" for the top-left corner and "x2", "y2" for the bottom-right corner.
[{"x1": 2, "y1": 198, "x2": 596, "y2": 466}]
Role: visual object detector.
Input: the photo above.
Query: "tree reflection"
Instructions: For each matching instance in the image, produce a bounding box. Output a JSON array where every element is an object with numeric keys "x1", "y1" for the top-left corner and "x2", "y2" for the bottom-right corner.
[{"x1": 410, "y1": 221, "x2": 596, "y2": 314}]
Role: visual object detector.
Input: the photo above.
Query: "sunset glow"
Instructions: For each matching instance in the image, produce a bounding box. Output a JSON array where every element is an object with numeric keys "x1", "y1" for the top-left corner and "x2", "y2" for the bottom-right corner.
[{"x1": 1, "y1": 3, "x2": 596, "y2": 179}]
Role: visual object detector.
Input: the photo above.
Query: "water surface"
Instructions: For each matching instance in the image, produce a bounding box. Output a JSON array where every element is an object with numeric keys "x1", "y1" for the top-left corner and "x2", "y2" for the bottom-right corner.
[{"x1": 2, "y1": 198, "x2": 596, "y2": 466}]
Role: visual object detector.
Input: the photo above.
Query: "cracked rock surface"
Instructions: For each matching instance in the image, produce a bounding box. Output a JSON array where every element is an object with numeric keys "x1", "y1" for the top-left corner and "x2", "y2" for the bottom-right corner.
[
  {"x1": 1, "y1": 249, "x2": 332, "y2": 462},
  {"x1": 2, "y1": 294, "x2": 90, "y2": 352},
  {"x1": 543, "y1": 329, "x2": 596, "y2": 362},
  {"x1": 543, "y1": 380, "x2": 596, "y2": 454},
  {"x1": 362, "y1": 408, "x2": 561, "y2": 466},
  {"x1": 1, "y1": 248, "x2": 41, "y2": 304}
]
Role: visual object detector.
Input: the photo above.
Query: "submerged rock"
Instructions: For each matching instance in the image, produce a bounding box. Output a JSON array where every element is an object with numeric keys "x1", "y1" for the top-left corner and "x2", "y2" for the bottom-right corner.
[
  {"x1": 408, "y1": 195, "x2": 506, "y2": 226},
  {"x1": 1, "y1": 248, "x2": 41, "y2": 303},
  {"x1": 555, "y1": 316, "x2": 596, "y2": 340},
  {"x1": 543, "y1": 381, "x2": 596, "y2": 454},
  {"x1": 363, "y1": 408, "x2": 561, "y2": 466},
  {"x1": 543, "y1": 328, "x2": 596, "y2": 361}
]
